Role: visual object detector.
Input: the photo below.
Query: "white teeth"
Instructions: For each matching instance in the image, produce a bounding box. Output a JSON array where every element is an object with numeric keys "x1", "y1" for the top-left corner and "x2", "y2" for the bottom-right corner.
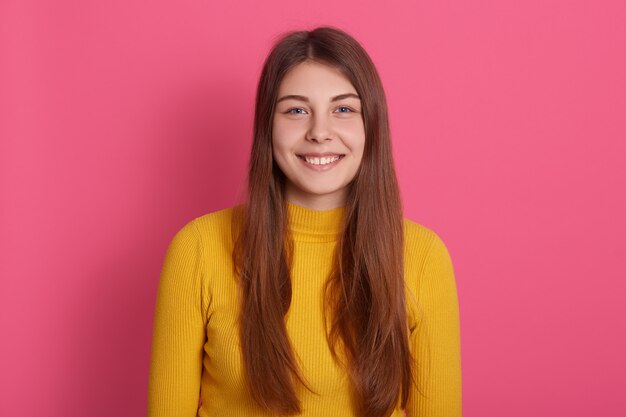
[{"x1": 303, "y1": 156, "x2": 340, "y2": 165}]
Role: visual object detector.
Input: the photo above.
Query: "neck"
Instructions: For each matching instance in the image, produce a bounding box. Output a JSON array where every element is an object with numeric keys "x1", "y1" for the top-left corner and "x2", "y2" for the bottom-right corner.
[
  {"x1": 284, "y1": 184, "x2": 347, "y2": 211},
  {"x1": 286, "y1": 201, "x2": 345, "y2": 243}
]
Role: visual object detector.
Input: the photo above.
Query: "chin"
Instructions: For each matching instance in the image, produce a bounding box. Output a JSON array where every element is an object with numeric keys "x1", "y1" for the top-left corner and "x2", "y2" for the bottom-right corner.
[
  {"x1": 286, "y1": 180, "x2": 344, "y2": 197},
  {"x1": 300, "y1": 183, "x2": 346, "y2": 195}
]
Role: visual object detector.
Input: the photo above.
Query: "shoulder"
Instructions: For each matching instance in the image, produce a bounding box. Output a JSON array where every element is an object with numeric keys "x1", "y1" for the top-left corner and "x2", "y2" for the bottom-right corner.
[
  {"x1": 167, "y1": 206, "x2": 238, "y2": 256},
  {"x1": 403, "y1": 217, "x2": 453, "y2": 267},
  {"x1": 403, "y1": 217, "x2": 437, "y2": 244},
  {"x1": 402, "y1": 217, "x2": 459, "y2": 333},
  {"x1": 162, "y1": 206, "x2": 238, "y2": 292},
  {"x1": 402, "y1": 217, "x2": 457, "y2": 299},
  {"x1": 192, "y1": 206, "x2": 236, "y2": 235}
]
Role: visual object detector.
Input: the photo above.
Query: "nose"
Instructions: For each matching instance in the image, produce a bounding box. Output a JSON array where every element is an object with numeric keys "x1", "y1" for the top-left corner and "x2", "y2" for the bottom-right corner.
[{"x1": 305, "y1": 113, "x2": 333, "y2": 143}]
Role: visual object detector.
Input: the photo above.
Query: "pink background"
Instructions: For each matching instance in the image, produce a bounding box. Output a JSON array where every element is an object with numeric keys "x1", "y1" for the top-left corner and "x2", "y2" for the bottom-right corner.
[{"x1": 1, "y1": 1, "x2": 625, "y2": 416}]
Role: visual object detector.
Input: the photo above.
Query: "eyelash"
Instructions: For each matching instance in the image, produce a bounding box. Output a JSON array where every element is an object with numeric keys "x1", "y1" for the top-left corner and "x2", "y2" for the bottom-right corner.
[{"x1": 285, "y1": 106, "x2": 354, "y2": 115}]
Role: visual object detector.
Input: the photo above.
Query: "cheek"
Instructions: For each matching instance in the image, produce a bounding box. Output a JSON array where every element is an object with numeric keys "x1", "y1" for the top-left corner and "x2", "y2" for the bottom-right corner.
[
  {"x1": 272, "y1": 122, "x2": 299, "y2": 151},
  {"x1": 271, "y1": 121, "x2": 287, "y2": 152},
  {"x1": 272, "y1": 135, "x2": 290, "y2": 162},
  {"x1": 338, "y1": 122, "x2": 366, "y2": 154},
  {"x1": 271, "y1": 132, "x2": 293, "y2": 172}
]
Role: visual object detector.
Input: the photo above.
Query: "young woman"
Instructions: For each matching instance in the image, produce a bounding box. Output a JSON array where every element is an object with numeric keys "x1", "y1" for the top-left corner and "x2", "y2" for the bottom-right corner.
[{"x1": 148, "y1": 26, "x2": 461, "y2": 417}]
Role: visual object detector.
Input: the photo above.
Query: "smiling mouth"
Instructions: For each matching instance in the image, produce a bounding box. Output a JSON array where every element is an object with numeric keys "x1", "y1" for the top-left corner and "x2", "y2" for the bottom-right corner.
[{"x1": 296, "y1": 154, "x2": 345, "y2": 166}]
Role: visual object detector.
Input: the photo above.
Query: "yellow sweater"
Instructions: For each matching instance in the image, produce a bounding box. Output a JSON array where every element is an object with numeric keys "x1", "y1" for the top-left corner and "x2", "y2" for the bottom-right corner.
[{"x1": 148, "y1": 202, "x2": 461, "y2": 416}]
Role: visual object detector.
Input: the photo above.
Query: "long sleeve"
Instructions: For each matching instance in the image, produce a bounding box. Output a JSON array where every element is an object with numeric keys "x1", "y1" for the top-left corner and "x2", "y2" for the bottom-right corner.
[
  {"x1": 406, "y1": 232, "x2": 462, "y2": 417},
  {"x1": 148, "y1": 220, "x2": 208, "y2": 417}
]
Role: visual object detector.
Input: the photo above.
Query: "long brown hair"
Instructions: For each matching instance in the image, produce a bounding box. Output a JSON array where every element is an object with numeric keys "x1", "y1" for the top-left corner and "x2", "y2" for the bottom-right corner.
[{"x1": 232, "y1": 26, "x2": 413, "y2": 417}]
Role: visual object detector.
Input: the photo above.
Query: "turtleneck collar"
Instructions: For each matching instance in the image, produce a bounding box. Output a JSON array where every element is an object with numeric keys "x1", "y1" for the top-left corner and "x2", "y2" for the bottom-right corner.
[{"x1": 287, "y1": 202, "x2": 345, "y2": 243}]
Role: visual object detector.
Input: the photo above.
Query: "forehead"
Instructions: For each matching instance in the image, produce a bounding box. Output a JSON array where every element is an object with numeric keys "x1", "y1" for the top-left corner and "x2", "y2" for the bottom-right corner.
[{"x1": 277, "y1": 61, "x2": 357, "y2": 95}]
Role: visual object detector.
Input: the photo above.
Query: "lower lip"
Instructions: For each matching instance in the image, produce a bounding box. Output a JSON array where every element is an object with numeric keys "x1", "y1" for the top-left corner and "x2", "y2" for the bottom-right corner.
[{"x1": 297, "y1": 155, "x2": 344, "y2": 172}]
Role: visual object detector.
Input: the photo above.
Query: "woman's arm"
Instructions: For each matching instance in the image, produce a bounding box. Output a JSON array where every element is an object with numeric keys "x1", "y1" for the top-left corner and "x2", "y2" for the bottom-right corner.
[
  {"x1": 406, "y1": 232, "x2": 462, "y2": 416},
  {"x1": 147, "y1": 220, "x2": 207, "y2": 417}
]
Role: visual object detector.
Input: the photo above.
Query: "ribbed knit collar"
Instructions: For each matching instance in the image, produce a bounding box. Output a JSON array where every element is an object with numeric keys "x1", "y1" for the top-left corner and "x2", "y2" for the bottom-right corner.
[{"x1": 287, "y1": 202, "x2": 345, "y2": 243}]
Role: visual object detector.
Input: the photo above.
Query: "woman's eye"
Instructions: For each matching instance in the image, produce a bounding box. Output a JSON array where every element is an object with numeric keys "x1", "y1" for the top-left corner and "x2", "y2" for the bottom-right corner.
[
  {"x1": 335, "y1": 106, "x2": 353, "y2": 113},
  {"x1": 286, "y1": 108, "x2": 306, "y2": 115}
]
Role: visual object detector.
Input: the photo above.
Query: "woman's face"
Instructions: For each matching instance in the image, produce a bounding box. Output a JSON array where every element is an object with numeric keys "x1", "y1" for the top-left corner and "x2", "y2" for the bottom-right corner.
[{"x1": 272, "y1": 61, "x2": 366, "y2": 210}]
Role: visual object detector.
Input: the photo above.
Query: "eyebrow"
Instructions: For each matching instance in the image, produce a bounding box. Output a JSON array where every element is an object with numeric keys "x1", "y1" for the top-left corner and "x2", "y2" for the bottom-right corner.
[{"x1": 276, "y1": 93, "x2": 360, "y2": 104}]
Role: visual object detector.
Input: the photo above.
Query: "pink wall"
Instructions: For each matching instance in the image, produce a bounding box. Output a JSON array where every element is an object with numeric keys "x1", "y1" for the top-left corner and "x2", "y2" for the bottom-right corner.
[{"x1": 1, "y1": 1, "x2": 625, "y2": 416}]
